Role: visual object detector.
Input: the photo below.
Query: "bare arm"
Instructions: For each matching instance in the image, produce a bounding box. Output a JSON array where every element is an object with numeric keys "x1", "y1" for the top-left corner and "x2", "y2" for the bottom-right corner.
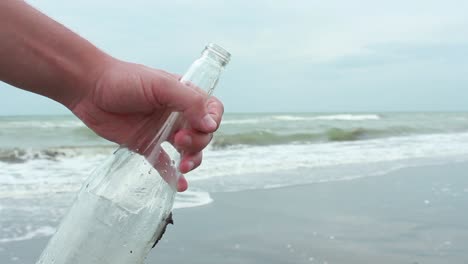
[
  {"x1": 0, "y1": 1, "x2": 224, "y2": 192},
  {"x1": 0, "y1": 0, "x2": 109, "y2": 108}
]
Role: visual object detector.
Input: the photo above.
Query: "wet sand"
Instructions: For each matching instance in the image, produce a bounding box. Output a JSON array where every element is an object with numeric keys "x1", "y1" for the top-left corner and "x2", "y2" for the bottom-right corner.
[
  {"x1": 2, "y1": 162, "x2": 468, "y2": 263},
  {"x1": 149, "y1": 162, "x2": 468, "y2": 264}
]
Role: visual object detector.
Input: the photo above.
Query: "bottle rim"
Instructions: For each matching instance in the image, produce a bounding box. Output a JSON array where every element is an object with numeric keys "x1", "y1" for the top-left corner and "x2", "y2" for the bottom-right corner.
[{"x1": 204, "y1": 43, "x2": 231, "y2": 65}]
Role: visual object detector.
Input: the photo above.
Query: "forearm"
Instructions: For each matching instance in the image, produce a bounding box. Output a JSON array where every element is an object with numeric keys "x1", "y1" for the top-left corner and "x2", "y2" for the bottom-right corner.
[{"x1": 0, "y1": 0, "x2": 112, "y2": 108}]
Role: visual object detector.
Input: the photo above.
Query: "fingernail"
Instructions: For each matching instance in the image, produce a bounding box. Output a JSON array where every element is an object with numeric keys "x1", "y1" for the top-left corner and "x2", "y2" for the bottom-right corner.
[
  {"x1": 186, "y1": 161, "x2": 195, "y2": 171},
  {"x1": 202, "y1": 114, "x2": 217, "y2": 130}
]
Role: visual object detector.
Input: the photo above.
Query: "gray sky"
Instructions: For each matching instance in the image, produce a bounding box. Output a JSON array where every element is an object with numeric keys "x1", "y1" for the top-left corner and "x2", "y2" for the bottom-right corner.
[{"x1": 1, "y1": 0, "x2": 468, "y2": 115}]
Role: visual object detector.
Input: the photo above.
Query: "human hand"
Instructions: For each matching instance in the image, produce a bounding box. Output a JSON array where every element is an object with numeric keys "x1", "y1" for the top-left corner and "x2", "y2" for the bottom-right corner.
[
  {"x1": 0, "y1": 1, "x2": 224, "y2": 192},
  {"x1": 70, "y1": 59, "x2": 224, "y2": 192}
]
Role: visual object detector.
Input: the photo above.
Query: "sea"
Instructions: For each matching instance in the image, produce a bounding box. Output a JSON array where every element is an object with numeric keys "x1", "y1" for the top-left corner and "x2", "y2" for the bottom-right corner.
[{"x1": 1, "y1": 112, "x2": 468, "y2": 245}]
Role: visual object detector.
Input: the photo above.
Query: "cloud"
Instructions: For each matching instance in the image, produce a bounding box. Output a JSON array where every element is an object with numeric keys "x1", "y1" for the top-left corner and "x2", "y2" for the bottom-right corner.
[
  {"x1": 27, "y1": 0, "x2": 468, "y2": 64},
  {"x1": 326, "y1": 43, "x2": 468, "y2": 70},
  {"x1": 2, "y1": 0, "x2": 467, "y2": 115}
]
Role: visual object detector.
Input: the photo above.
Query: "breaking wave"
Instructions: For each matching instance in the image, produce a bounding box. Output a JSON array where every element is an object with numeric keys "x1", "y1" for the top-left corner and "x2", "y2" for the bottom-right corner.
[
  {"x1": 0, "y1": 146, "x2": 115, "y2": 163},
  {"x1": 272, "y1": 114, "x2": 381, "y2": 121},
  {"x1": 212, "y1": 127, "x2": 415, "y2": 148}
]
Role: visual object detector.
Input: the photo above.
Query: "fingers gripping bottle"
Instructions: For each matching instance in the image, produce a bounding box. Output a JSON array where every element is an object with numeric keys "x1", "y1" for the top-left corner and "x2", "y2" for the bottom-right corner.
[{"x1": 36, "y1": 44, "x2": 231, "y2": 264}]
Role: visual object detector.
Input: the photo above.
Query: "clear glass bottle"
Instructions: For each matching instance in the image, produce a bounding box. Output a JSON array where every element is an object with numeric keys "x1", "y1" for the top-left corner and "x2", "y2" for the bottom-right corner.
[{"x1": 36, "y1": 43, "x2": 231, "y2": 264}]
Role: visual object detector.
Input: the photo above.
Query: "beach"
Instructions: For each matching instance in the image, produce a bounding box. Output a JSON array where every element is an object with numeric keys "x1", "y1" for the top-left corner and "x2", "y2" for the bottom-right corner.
[
  {"x1": 1, "y1": 0, "x2": 468, "y2": 261},
  {"x1": 2, "y1": 162, "x2": 468, "y2": 263}
]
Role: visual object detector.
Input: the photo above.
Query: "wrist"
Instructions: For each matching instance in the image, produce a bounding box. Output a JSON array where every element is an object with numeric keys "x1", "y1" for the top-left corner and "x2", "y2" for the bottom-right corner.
[{"x1": 62, "y1": 51, "x2": 115, "y2": 110}]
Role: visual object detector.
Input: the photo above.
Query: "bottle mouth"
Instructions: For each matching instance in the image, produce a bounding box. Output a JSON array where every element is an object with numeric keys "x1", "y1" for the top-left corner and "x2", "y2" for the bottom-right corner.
[{"x1": 204, "y1": 43, "x2": 231, "y2": 66}]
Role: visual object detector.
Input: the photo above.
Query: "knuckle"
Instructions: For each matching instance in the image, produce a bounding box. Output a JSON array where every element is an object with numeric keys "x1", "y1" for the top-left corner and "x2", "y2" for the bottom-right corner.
[{"x1": 192, "y1": 93, "x2": 206, "y2": 106}]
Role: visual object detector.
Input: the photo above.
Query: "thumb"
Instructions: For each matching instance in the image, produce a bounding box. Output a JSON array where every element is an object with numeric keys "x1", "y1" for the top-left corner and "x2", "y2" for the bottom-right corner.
[{"x1": 151, "y1": 74, "x2": 217, "y2": 132}]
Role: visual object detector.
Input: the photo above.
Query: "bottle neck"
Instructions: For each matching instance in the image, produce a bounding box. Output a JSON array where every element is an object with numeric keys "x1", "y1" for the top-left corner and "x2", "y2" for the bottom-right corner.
[{"x1": 202, "y1": 43, "x2": 231, "y2": 67}]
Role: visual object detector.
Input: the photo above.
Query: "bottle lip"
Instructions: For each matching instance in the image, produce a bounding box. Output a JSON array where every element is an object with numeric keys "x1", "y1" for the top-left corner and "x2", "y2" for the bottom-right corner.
[{"x1": 204, "y1": 43, "x2": 231, "y2": 66}]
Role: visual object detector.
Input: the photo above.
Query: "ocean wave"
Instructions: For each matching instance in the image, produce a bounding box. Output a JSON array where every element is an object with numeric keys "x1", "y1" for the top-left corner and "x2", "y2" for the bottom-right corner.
[
  {"x1": 271, "y1": 115, "x2": 308, "y2": 121},
  {"x1": 212, "y1": 131, "x2": 321, "y2": 148},
  {"x1": 174, "y1": 190, "x2": 213, "y2": 209},
  {"x1": 272, "y1": 114, "x2": 381, "y2": 121},
  {"x1": 192, "y1": 132, "x2": 468, "y2": 193},
  {"x1": 0, "y1": 226, "x2": 56, "y2": 243},
  {"x1": 212, "y1": 127, "x2": 411, "y2": 148},
  {"x1": 0, "y1": 120, "x2": 85, "y2": 129},
  {"x1": 0, "y1": 125, "x2": 429, "y2": 158},
  {"x1": 221, "y1": 114, "x2": 381, "y2": 126},
  {"x1": 311, "y1": 114, "x2": 381, "y2": 121},
  {"x1": 326, "y1": 128, "x2": 366, "y2": 141},
  {"x1": 221, "y1": 118, "x2": 268, "y2": 125},
  {"x1": 0, "y1": 146, "x2": 115, "y2": 163},
  {"x1": 0, "y1": 148, "x2": 68, "y2": 163}
]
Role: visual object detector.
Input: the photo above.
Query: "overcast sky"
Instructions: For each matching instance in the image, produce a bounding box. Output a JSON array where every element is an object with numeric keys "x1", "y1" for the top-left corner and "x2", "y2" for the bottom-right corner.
[{"x1": 1, "y1": 0, "x2": 468, "y2": 115}]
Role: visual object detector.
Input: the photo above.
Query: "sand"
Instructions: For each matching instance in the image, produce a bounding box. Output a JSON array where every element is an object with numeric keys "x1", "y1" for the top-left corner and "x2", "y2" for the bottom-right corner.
[{"x1": 2, "y1": 162, "x2": 468, "y2": 264}]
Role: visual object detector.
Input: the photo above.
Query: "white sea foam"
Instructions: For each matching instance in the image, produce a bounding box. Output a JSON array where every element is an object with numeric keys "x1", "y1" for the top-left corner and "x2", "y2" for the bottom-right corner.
[
  {"x1": 3, "y1": 132, "x2": 468, "y2": 200},
  {"x1": 0, "y1": 120, "x2": 85, "y2": 129},
  {"x1": 0, "y1": 152, "x2": 213, "y2": 209},
  {"x1": 271, "y1": 114, "x2": 381, "y2": 121},
  {"x1": 0, "y1": 146, "x2": 114, "y2": 164},
  {"x1": 222, "y1": 113, "x2": 381, "y2": 124},
  {"x1": 2, "y1": 113, "x2": 468, "y2": 244},
  {"x1": 272, "y1": 115, "x2": 308, "y2": 121},
  {"x1": 0, "y1": 226, "x2": 56, "y2": 243},
  {"x1": 187, "y1": 132, "x2": 468, "y2": 192},
  {"x1": 221, "y1": 118, "x2": 268, "y2": 125},
  {"x1": 174, "y1": 190, "x2": 213, "y2": 209},
  {"x1": 0, "y1": 154, "x2": 214, "y2": 243},
  {"x1": 311, "y1": 114, "x2": 381, "y2": 121}
]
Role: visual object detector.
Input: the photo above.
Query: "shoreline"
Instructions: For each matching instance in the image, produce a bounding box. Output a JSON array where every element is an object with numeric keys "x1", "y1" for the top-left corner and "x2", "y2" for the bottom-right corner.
[
  {"x1": 2, "y1": 161, "x2": 468, "y2": 263},
  {"x1": 148, "y1": 161, "x2": 468, "y2": 264}
]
